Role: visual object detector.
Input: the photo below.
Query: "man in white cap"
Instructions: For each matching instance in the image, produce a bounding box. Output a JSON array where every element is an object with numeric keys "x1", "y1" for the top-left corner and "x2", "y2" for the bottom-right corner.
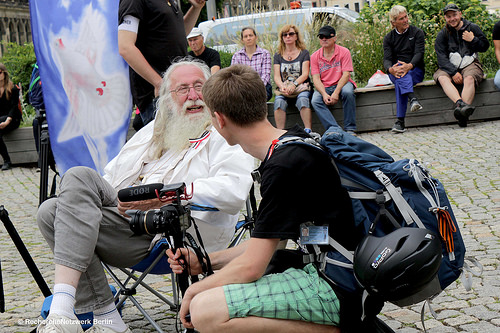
[{"x1": 188, "y1": 27, "x2": 221, "y2": 74}]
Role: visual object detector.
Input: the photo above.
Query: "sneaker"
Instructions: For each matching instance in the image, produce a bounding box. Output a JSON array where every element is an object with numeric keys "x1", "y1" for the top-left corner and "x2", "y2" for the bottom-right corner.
[
  {"x1": 85, "y1": 325, "x2": 132, "y2": 333},
  {"x1": 453, "y1": 100, "x2": 475, "y2": 127},
  {"x1": 391, "y1": 120, "x2": 406, "y2": 133},
  {"x1": 409, "y1": 98, "x2": 423, "y2": 112},
  {"x1": 36, "y1": 313, "x2": 83, "y2": 333},
  {"x1": 1, "y1": 161, "x2": 12, "y2": 171}
]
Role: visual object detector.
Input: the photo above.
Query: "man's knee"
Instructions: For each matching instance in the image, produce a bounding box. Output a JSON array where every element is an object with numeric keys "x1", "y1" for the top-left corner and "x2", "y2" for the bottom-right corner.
[
  {"x1": 341, "y1": 84, "x2": 355, "y2": 97},
  {"x1": 63, "y1": 166, "x2": 98, "y2": 182},
  {"x1": 37, "y1": 197, "x2": 57, "y2": 239},
  {"x1": 463, "y1": 75, "x2": 476, "y2": 87},
  {"x1": 190, "y1": 287, "x2": 228, "y2": 330}
]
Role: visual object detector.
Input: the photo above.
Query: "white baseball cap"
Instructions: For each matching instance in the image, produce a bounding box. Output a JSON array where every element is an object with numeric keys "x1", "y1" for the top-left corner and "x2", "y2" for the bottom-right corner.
[{"x1": 187, "y1": 27, "x2": 203, "y2": 39}]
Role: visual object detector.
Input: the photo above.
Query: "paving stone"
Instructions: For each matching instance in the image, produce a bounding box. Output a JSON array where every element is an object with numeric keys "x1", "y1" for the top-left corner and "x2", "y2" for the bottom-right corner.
[{"x1": 1, "y1": 120, "x2": 499, "y2": 332}]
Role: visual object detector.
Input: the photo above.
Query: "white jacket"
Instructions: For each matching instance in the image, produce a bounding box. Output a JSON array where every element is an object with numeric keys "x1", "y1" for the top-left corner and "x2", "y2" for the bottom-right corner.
[{"x1": 104, "y1": 121, "x2": 255, "y2": 252}]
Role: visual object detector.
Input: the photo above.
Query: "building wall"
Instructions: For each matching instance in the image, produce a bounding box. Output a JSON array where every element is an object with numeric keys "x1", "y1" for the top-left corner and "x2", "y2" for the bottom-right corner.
[{"x1": 0, "y1": 0, "x2": 31, "y2": 57}]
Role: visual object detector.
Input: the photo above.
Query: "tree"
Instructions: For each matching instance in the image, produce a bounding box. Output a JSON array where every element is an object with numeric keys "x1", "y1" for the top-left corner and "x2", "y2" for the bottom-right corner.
[{"x1": 342, "y1": 0, "x2": 498, "y2": 84}]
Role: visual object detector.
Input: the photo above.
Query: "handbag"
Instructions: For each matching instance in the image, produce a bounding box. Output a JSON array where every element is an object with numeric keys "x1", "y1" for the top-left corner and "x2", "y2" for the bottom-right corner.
[{"x1": 275, "y1": 82, "x2": 310, "y2": 98}]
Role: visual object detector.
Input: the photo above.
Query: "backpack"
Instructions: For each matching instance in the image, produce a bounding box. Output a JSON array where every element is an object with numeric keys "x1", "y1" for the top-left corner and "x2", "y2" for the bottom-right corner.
[
  {"x1": 28, "y1": 63, "x2": 45, "y2": 109},
  {"x1": 273, "y1": 127, "x2": 476, "y2": 331}
]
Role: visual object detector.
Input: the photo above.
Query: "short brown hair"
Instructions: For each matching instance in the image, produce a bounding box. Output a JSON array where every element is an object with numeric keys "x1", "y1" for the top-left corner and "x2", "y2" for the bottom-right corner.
[{"x1": 203, "y1": 65, "x2": 267, "y2": 126}]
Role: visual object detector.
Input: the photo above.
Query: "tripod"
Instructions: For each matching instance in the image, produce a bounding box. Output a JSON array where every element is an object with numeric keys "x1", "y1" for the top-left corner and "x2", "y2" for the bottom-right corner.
[
  {"x1": 35, "y1": 109, "x2": 58, "y2": 206},
  {"x1": 0, "y1": 206, "x2": 52, "y2": 313}
]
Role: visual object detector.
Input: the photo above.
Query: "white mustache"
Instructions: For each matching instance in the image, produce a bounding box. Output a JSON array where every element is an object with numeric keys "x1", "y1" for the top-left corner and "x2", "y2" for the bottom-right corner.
[{"x1": 183, "y1": 100, "x2": 206, "y2": 113}]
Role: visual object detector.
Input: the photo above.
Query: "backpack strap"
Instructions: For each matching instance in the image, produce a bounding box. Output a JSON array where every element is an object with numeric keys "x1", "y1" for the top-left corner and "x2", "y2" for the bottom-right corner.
[{"x1": 374, "y1": 170, "x2": 426, "y2": 229}]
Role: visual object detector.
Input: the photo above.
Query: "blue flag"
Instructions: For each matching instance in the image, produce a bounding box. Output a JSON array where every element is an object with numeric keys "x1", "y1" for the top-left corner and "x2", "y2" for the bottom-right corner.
[{"x1": 30, "y1": 0, "x2": 132, "y2": 174}]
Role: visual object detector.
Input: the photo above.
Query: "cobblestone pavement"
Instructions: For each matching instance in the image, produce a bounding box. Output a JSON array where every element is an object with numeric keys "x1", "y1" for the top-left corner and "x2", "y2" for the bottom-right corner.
[{"x1": 0, "y1": 119, "x2": 499, "y2": 332}]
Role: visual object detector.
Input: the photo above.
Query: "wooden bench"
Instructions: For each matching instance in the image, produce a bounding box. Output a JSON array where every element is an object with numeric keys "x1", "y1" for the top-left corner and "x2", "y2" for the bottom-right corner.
[
  {"x1": 267, "y1": 78, "x2": 500, "y2": 133},
  {"x1": 4, "y1": 78, "x2": 500, "y2": 165},
  {"x1": 3, "y1": 126, "x2": 38, "y2": 165}
]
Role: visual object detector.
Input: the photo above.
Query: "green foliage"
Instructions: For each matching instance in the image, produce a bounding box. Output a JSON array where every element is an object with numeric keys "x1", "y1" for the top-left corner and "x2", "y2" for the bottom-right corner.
[
  {"x1": 0, "y1": 42, "x2": 36, "y2": 126},
  {"x1": 350, "y1": 0, "x2": 499, "y2": 85},
  {"x1": 219, "y1": 50, "x2": 233, "y2": 68}
]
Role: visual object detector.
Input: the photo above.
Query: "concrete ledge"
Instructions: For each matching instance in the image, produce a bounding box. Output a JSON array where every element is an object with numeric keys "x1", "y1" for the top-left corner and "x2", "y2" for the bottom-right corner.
[
  {"x1": 267, "y1": 78, "x2": 500, "y2": 133},
  {"x1": 5, "y1": 78, "x2": 500, "y2": 165}
]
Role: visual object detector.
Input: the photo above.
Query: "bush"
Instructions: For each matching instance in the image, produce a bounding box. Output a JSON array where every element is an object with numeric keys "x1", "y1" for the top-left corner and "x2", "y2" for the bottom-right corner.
[
  {"x1": 0, "y1": 42, "x2": 36, "y2": 126},
  {"x1": 346, "y1": 0, "x2": 499, "y2": 85}
]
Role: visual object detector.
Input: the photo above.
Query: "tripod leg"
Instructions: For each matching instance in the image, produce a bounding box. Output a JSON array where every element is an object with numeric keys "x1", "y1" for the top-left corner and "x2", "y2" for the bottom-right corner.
[
  {"x1": 39, "y1": 125, "x2": 50, "y2": 205},
  {"x1": 0, "y1": 206, "x2": 52, "y2": 298},
  {"x1": 0, "y1": 259, "x2": 4, "y2": 312}
]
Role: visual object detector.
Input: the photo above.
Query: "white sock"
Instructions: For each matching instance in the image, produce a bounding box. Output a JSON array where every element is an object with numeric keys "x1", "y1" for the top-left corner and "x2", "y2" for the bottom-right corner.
[
  {"x1": 50, "y1": 283, "x2": 77, "y2": 319},
  {"x1": 93, "y1": 301, "x2": 127, "y2": 332}
]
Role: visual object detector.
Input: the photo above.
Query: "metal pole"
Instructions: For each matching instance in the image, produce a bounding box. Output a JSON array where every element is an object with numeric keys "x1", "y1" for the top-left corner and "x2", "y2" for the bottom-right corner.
[{"x1": 207, "y1": 0, "x2": 217, "y2": 20}]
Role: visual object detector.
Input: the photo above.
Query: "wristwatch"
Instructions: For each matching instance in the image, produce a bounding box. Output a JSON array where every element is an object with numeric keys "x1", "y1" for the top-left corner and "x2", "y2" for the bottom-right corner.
[{"x1": 293, "y1": 80, "x2": 299, "y2": 87}]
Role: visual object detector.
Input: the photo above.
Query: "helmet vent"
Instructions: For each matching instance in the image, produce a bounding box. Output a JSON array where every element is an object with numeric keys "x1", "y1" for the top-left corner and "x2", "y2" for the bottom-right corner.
[{"x1": 395, "y1": 235, "x2": 409, "y2": 251}]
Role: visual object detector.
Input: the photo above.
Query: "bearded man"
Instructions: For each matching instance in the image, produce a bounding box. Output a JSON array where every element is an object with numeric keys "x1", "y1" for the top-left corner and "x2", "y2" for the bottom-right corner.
[{"x1": 36, "y1": 59, "x2": 254, "y2": 333}]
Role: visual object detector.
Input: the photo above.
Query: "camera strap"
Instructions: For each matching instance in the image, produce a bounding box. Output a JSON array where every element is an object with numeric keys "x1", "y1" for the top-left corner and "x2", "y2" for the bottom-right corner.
[{"x1": 185, "y1": 217, "x2": 213, "y2": 275}]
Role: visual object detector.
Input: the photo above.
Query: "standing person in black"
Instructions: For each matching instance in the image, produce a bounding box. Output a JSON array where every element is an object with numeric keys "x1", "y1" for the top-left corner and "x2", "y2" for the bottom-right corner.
[
  {"x1": 118, "y1": 0, "x2": 206, "y2": 126},
  {"x1": 167, "y1": 65, "x2": 365, "y2": 332},
  {"x1": 383, "y1": 5, "x2": 425, "y2": 133},
  {"x1": 187, "y1": 27, "x2": 221, "y2": 74},
  {"x1": 0, "y1": 63, "x2": 21, "y2": 171}
]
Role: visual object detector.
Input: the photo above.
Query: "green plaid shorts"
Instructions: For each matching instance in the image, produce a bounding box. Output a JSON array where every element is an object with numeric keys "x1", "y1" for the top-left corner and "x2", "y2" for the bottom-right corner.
[{"x1": 222, "y1": 263, "x2": 340, "y2": 325}]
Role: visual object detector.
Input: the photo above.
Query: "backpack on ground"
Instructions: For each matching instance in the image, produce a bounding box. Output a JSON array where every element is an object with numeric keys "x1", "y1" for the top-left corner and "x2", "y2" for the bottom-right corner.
[
  {"x1": 28, "y1": 63, "x2": 45, "y2": 110},
  {"x1": 273, "y1": 127, "x2": 477, "y2": 332}
]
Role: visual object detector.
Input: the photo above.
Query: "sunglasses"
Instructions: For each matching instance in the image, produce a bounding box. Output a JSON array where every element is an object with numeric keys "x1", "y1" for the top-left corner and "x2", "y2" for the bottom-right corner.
[
  {"x1": 318, "y1": 34, "x2": 334, "y2": 39},
  {"x1": 0, "y1": 70, "x2": 4, "y2": 74},
  {"x1": 282, "y1": 32, "x2": 297, "y2": 38}
]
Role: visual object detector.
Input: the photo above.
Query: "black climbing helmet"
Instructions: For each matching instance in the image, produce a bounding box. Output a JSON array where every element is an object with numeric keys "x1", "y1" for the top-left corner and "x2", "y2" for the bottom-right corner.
[{"x1": 353, "y1": 227, "x2": 442, "y2": 302}]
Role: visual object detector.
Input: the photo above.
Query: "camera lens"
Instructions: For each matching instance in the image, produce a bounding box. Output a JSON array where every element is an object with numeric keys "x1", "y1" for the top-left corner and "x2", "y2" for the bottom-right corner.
[
  {"x1": 129, "y1": 210, "x2": 161, "y2": 235},
  {"x1": 129, "y1": 205, "x2": 181, "y2": 236}
]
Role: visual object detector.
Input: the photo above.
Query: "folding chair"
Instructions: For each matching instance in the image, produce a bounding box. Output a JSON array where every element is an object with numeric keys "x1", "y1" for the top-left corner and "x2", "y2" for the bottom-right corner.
[
  {"x1": 102, "y1": 238, "x2": 179, "y2": 333},
  {"x1": 103, "y1": 186, "x2": 259, "y2": 332}
]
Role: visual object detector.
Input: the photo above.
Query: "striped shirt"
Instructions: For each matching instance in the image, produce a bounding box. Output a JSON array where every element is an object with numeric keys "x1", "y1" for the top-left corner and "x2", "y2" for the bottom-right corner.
[{"x1": 231, "y1": 45, "x2": 272, "y2": 85}]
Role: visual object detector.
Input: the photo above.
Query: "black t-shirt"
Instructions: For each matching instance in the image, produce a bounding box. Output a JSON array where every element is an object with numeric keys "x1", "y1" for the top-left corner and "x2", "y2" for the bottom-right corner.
[
  {"x1": 119, "y1": 0, "x2": 188, "y2": 112},
  {"x1": 493, "y1": 21, "x2": 500, "y2": 40},
  {"x1": 188, "y1": 47, "x2": 221, "y2": 69},
  {"x1": 252, "y1": 125, "x2": 359, "y2": 251}
]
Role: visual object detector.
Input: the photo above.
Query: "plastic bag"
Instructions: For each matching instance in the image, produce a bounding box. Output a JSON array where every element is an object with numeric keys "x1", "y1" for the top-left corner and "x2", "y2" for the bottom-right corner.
[{"x1": 365, "y1": 70, "x2": 392, "y2": 87}]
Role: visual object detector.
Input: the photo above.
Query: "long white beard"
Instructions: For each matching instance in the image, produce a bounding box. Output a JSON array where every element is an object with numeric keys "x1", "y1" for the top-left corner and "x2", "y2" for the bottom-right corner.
[{"x1": 149, "y1": 98, "x2": 211, "y2": 159}]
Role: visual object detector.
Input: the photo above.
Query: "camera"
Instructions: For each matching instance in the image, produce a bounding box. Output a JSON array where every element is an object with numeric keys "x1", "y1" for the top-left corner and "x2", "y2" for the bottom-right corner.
[
  {"x1": 120, "y1": 182, "x2": 192, "y2": 236},
  {"x1": 128, "y1": 202, "x2": 191, "y2": 236}
]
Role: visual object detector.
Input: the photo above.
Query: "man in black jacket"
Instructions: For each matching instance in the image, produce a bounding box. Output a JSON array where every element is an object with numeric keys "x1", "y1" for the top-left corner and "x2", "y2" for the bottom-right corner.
[
  {"x1": 383, "y1": 5, "x2": 425, "y2": 133},
  {"x1": 433, "y1": 4, "x2": 489, "y2": 127}
]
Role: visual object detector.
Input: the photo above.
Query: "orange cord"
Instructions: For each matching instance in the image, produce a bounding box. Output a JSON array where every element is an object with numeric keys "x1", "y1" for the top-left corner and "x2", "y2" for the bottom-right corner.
[{"x1": 436, "y1": 208, "x2": 456, "y2": 253}]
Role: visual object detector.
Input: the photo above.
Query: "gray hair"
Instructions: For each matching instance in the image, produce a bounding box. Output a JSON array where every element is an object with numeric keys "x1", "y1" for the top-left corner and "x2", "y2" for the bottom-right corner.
[
  {"x1": 389, "y1": 5, "x2": 407, "y2": 23},
  {"x1": 159, "y1": 58, "x2": 211, "y2": 98}
]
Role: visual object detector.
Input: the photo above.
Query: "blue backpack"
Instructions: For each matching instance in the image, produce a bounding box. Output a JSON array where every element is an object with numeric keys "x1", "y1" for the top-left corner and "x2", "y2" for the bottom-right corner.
[
  {"x1": 274, "y1": 127, "x2": 472, "y2": 309},
  {"x1": 28, "y1": 63, "x2": 45, "y2": 109}
]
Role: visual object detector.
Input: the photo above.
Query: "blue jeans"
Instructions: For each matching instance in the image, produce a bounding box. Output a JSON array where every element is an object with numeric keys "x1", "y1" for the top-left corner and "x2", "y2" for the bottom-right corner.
[
  {"x1": 494, "y1": 69, "x2": 500, "y2": 91},
  {"x1": 274, "y1": 90, "x2": 311, "y2": 111},
  {"x1": 311, "y1": 82, "x2": 356, "y2": 131},
  {"x1": 388, "y1": 67, "x2": 424, "y2": 118}
]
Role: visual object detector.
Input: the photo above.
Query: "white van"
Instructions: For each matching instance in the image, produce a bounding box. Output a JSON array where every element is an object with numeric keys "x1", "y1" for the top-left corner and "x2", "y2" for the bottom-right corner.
[{"x1": 198, "y1": 7, "x2": 359, "y2": 52}]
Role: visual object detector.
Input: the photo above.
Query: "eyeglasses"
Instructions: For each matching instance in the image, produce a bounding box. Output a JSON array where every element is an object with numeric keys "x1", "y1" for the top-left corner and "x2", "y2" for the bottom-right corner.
[
  {"x1": 0, "y1": 70, "x2": 4, "y2": 74},
  {"x1": 318, "y1": 34, "x2": 334, "y2": 40},
  {"x1": 282, "y1": 32, "x2": 297, "y2": 38},
  {"x1": 170, "y1": 83, "x2": 203, "y2": 96}
]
